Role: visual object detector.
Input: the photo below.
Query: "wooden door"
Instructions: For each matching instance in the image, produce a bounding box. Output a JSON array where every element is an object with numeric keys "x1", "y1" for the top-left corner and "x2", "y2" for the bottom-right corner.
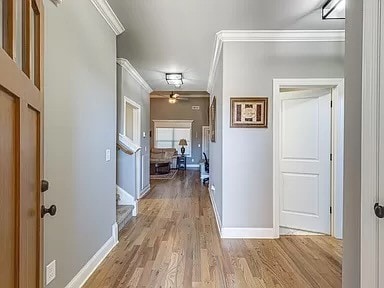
[
  {"x1": 0, "y1": 0, "x2": 44, "y2": 287},
  {"x1": 279, "y1": 89, "x2": 332, "y2": 234}
]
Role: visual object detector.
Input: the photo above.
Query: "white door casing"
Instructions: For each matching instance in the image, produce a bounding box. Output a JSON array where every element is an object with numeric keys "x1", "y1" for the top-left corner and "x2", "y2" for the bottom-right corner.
[
  {"x1": 279, "y1": 89, "x2": 332, "y2": 234},
  {"x1": 379, "y1": 2, "x2": 384, "y2": 281},
  {"x1": 361, "y1": 0, "x2": 381, "y2": 286},
  {"x1": 273, "y1": 78, "x2": 344, "y2": 239},
  {"x1": 202, "y1": 126, "x2": 210, "y2": 157},
  {"x1": 379, "y1": 66, "x2": 384, "y2": 287}
]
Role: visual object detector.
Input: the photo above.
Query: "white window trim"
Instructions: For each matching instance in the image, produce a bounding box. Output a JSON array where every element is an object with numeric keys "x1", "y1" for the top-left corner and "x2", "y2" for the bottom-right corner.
[{"x1": 153, "y1": 120, "x2": 193, "y2": 156}]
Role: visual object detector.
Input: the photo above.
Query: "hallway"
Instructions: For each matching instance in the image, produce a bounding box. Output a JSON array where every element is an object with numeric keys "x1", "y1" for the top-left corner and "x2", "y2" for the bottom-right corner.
[{"x1": 84, "y1": 171, "x2": 342, "y2": 288}]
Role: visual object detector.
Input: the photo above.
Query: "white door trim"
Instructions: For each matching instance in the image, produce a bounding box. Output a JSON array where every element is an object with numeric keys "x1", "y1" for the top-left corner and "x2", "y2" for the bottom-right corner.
[
  {"x1": 202, "y1": 126, "x2": 210, "y2": 157},
  {"x1": 272, "y1": 78, "x2": 344, "y2": 239},
  {"x1": 122, "y1": 97, "x2": 142, "y2": 200},
  {"x1": 361, "y1": 0, "x2": 381, "y2": 286}
]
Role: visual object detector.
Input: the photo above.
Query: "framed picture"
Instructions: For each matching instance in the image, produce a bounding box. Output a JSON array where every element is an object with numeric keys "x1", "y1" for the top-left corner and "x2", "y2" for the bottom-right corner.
[
  {"x1": 210, "y1": 96, "x2": 216, "y2": 142},
  {"x1": 230, "y1": 97, "x2": 268, "y2": 128}
]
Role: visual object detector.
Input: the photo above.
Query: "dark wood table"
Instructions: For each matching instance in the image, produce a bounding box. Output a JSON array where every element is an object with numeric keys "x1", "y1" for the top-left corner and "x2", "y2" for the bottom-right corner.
[
  {"x1": 150, "y1": 162, "x2": 171, "y2": 175},
  {"x1": 177, "y1": 155, "x2": 186, "y2": 170}
]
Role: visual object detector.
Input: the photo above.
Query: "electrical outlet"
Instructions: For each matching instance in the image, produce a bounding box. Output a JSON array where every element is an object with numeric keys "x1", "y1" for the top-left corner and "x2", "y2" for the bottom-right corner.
[
  {"x1": 105, "y1": 149, "x2": 111, "y2": 162},
  {"x1": 46, "y1": 260, "x2": 56, "y2": 285}
]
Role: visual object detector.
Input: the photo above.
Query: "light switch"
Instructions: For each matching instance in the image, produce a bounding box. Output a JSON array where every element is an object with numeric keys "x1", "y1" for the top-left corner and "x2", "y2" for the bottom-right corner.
[
  {"x1": 143, "y1": 132, "x2": 146, "y2": 138},
  {"x1": 105, "y1": 149, "x2": 111, "y2": 162},
  {"x1": 198, "y1": 144, "x2": 201, "y2": 148}
]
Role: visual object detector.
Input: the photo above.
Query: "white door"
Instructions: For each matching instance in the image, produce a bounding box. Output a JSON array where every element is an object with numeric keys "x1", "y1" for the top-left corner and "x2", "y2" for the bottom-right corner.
[
  {"x1": 279, "y1": 89, "x2": 332, "y2": 234},
  {"x1": 379, "y1": 63, "x2": 384, "y2": 287},
  {"x1": 202, "y1": 126, "x2": 210, "y2": 157}
]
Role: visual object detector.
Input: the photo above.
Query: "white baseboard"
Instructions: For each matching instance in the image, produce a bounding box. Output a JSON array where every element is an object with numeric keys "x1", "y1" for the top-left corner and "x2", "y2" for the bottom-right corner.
[
  {"x1": 280, "y1": 226, "x2": 325, "y2": 236},
  {"x1": 200, "y1": 173, "x2": 209, "y2": 180},
  {"x1": 187, "y1": 164, "x2": 200, "y2": 168},
  {"x1": 139, "y1": 184, "x2": 151, "y2": 199},
  {"x1": 208, "y1": 185, "x2": 276, "y2": 239},
  {"x1": 116, "y1": 185, "x2": 137, "y2": 216},
  {"x1": 221, "y1": 227, "x2": 276, "y2": 239},
  {"x1": 208, "y1": 186, "x2": 222, "y2": 237},
  {"x1": 65, "y1": 223, "x2": 118, "y2": 288}
]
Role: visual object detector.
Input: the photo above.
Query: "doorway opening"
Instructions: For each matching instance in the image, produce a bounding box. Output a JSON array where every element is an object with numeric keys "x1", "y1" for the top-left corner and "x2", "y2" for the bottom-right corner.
[
  {"x1": 273, "y1": 79, "x2": 344, "y2": 239},
  {"x1": 116, "y1": 97, "x2": 142, "y2": 232}
]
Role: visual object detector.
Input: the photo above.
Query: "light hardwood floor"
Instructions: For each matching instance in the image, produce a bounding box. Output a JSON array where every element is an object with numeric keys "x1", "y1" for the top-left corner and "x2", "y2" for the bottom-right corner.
[{"x1": 84, "y1": 171, "x2": 342, "y2": 288}]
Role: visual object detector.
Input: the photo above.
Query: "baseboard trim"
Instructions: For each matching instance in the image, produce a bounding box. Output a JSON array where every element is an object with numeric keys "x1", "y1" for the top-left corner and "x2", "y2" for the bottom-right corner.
[
  {"x1": 139, "y1": 184, "x2": 151, "y2": 199},
  {"x1": 208, "y1": 186, "x2": 222, "y2": 237},
  {"x1": 65, "y1": 223, "x2": 118, "y2": 288},
  {"x1": 221, "y1": 227, "x2": 276, "y2": 239},
  {"x1": 200, "y1": 174, "x2": 209, "y2": 180},
  {"x1": 187, "y1": 164, "x2": 200, "y2": 168}
]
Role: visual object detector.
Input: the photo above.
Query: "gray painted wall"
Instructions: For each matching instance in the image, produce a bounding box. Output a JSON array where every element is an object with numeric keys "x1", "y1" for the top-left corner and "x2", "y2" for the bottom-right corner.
[
  {"x1": 150, "y1": 97, "x2": 210, "y2": 165},
  {"x1": 343, "y1": 0, "x2": 362, "y2": 286},
  {"x1": 44, "y1": 1, "x2": 116, "y2": 287},
  {"x1": 210, "y1": 52, "x2": 224, "y2": 222},
  {"x1": 117, "y1": 65, "x2": 151, "y2": 197},
  {"x1": 222, "y1": 41, "x2": 345, "y2": 228}
]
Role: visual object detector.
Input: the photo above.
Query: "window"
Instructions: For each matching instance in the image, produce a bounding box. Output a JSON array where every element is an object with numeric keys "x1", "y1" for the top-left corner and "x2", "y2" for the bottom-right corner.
[{"x1": 153, "y1": 120, "x2": 193, "y2": 156}]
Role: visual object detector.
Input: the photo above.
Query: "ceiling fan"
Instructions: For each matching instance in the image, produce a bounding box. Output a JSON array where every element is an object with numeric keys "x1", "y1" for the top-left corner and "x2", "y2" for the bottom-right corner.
[{"x1": 168, "y1": 92, "x2": 189, "y2": 103}]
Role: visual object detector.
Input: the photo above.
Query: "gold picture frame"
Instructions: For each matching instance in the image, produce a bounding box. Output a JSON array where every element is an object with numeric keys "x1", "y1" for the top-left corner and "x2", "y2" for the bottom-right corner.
[{"x1": 230, "y1": 97, "x2": 268, "y2": 128}]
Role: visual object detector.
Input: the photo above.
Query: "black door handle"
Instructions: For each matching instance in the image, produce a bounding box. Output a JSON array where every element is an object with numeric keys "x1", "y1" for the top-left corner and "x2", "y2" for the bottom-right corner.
[
  {"x1": 374, "y1": 203, "x2": 384, "y2": 218},
  {"x1": 41, "y1": 205, "x2": 57, "y2": 218}
]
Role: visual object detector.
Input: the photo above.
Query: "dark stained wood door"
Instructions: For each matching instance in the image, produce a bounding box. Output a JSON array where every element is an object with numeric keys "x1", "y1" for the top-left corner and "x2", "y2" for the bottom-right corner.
[{"x1": 0, "y1": 0, "x2": 44, "y2": 287}]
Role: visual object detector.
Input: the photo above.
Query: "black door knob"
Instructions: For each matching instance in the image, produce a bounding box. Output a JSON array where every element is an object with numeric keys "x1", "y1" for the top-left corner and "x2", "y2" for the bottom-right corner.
[
  {"x1": 374, "y1": 203, "x2": 384, "y2": 218},
  {"x1": 41, "y1": 205, "x2": 57, "y2": 218}
]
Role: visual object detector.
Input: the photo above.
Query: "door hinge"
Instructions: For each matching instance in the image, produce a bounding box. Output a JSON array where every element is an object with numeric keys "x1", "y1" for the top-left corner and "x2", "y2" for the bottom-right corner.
[
  {"x1": 330, "y1": 100, "x2": 333, "y2": 108},
  {"x1": 330, "y1": 153, "x2": 333, "y2": 161},
  {"x1": 330, "y1": 206, "x2": 333, "y2": 214}
]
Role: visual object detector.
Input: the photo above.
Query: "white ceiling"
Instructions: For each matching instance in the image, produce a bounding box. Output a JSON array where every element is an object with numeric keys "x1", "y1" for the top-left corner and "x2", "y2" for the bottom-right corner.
[{"x1": 109, "y1": 0, "x2": 344, "y2": 92}]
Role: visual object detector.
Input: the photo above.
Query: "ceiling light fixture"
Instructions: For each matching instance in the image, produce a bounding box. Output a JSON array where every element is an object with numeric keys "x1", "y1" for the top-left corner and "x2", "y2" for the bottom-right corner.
[
  {"x1": 322, "y1": 0, "x2": 345, "y2": 20},
  {"x1": 166, "y1": 73, "x2": 183, "y2": 87}
]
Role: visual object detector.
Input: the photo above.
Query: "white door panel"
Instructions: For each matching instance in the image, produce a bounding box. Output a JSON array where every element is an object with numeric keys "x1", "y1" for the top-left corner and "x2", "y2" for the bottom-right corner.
[
  {"x1": 282, "y1": 173, "x2": 319, "y2": 216},
  {"x1": 280, "y1": 89, "x2": 331, "y2": 234},
  {"x1": 379, "y1": 53, "x2": 384, "y2": 286},
  {"x1": 282, "y1": 97, "x2": 320, "y2": 160}
]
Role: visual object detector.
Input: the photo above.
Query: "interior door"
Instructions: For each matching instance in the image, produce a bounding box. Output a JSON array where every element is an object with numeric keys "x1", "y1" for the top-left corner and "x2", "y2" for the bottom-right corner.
[
  {"x1": 202, "y1": 125, "x2": 210, "y2": 157},
  {"x1": 279, "y1": 89, "x2": 332, "y2": 234},
  {"x1": 379, "y1": 56, "x2": 384, "y2": 287},
  {"x1": 0, "y1": 0, "x2": 45, "y2": 287}
]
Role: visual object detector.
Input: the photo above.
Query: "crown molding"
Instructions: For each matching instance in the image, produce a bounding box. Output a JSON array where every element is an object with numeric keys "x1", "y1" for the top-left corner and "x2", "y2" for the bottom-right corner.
[
  {"x1": 216, "y1": 30, "x2": 345, "y2": 42},
  {"x1": 150, "y1": 95, "x2": 210, "y2": 99},
  {"x1": 117, "y1": 58, "x2": 153, "y2": 94},
  {"x1": 207, "y1": 29, "x2": 346, "y2": 93},
  {"x1": 50, "y1": 0, "x2": 63, "y2": 6},
  {"x1": 90, "y1": 0, "x2": 125, "y2": 35}
]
